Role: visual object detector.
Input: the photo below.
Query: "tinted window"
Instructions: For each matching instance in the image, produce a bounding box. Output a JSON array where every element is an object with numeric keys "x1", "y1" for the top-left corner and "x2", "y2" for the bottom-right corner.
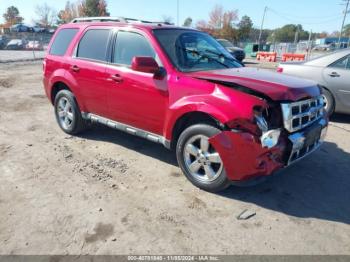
[
  {"x1": 114, "y1": 31, "x2": 156, "y2": 65},
  {"x1": 330, "y1": 55, "x2": 350, "y2": 70},
  {"x1": 50, "y1": 28, "x2": 78, "y2": 56},
  {"x1": 77, "y1": 29, "x2": 110, "y2": 61}
]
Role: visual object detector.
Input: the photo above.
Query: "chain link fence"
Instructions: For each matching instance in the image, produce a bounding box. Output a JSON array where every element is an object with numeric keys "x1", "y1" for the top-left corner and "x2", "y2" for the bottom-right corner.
[{"x1": 0, "y1": 31, "x2": 53, "y2": 62}]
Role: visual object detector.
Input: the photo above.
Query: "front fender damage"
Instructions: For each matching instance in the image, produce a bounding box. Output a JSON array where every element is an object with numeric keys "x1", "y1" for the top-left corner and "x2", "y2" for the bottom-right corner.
[{"x1": 209, "y1": 131, "x2": 287, "y2": 181}]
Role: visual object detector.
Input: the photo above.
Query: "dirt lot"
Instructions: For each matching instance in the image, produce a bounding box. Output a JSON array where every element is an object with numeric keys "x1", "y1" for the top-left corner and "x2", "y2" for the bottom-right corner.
[{"x1": 0, "y1": 62, "x2": 350, "y2": 255}]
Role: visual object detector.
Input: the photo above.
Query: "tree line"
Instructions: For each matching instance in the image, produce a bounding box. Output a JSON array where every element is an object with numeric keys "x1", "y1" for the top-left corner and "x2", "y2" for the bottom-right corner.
[
  {"x1": 2, "y1": 0, "x2": 109, "y2": 28},
  {"x1": 2, "y1": 1, "x2": 349, "y2": 43}
]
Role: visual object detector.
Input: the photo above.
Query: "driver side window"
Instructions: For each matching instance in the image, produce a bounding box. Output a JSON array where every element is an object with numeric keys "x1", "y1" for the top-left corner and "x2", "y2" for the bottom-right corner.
[
  {"x1": 113, "y1": 31, "x2": 161, "y2": 66},
  {"x1": 330, "y1": 55, "x2": 350, "y2": 70}
]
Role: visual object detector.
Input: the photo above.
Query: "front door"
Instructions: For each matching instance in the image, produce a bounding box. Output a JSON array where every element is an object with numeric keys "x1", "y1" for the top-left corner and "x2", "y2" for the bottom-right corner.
[{"x1": 105, "y1": 30, "x2": 168, "y2": 135}]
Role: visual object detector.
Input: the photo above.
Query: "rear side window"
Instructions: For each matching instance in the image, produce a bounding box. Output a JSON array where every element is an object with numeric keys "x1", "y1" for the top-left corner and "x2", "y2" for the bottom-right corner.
[
  {"x1": 50, "y1": 28, "x2": 78, "y2": 56},
  {"x1": 76, "y1": 29, "x2": 111, "y2": 61},
  {"x1": 113, "y1": 31, "x2": 156, "y2": 66}
]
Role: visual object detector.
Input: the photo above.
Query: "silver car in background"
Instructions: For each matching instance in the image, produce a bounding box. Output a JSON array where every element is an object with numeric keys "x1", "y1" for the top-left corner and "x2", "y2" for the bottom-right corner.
[{"x1": 278, "y1": 49, "x2": 350, "y2": 115}]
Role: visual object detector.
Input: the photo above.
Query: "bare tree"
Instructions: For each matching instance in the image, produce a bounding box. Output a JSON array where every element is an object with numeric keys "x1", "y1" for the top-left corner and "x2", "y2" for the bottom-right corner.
[
  {"x1": 79, "y1": 0, "x2": 110, "y2": 17},
  {"x1": 34, "y1": 3, "x2": 57, "y2": 28},
  {"x1": 197, "y1": 5, "x2": 238, "y2": 41},
  {"x1": 162, "y1": 15, "x2": 173, "y2": 24},
  {"x1": 208, "y1": 4, "x2": 223, "y2": 29},
  {"x1": 58, "y1": 1, "x2": 83, "y2": 24}
]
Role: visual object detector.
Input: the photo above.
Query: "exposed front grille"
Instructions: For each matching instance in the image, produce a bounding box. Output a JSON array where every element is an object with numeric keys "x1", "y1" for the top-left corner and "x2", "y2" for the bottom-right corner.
[
  {"x1": 287, "y1": 119, "x2": 327, "y2": 165},
  {"x1": 281, "y1": 96, "x2": 324, "y2": 133},
  {"x1": 289, "y1": 139, "x2": 321, "y2": 164}
]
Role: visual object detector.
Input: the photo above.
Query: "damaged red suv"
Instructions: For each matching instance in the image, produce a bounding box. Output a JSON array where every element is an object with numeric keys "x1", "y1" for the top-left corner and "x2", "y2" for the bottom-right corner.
[{"x1": 43, "y1": 17, "x2": 328, "y2": 192}]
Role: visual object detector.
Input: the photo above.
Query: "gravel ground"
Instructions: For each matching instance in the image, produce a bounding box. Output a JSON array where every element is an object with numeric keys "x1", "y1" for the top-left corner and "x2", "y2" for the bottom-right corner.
[
  {"x1": 0, "y1": 62, "x2": 349, "y2": 255},
  {"x1": 0, "y1": 51, "x2": 45, "y2": 63}
]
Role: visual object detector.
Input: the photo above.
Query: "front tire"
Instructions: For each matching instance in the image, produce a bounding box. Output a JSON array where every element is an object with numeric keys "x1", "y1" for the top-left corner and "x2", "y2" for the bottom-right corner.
[
  {"x1": 54, "y1": 90, "x2": 86, "y2": 135},
  {"x1": 176, "y1": 124, "x2": 231, "y2": 192}
]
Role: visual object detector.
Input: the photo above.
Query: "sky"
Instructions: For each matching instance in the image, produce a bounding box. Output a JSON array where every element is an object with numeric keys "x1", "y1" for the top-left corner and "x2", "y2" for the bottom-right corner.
[{"x1": 0, "y1": 0, "x2": 348, "y2": 33}]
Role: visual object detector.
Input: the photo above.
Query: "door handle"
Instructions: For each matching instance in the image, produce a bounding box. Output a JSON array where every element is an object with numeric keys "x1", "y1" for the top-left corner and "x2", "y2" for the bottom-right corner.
[
  {"x1": 70, "y1": 65, "x2": 80, "y2": 72},
  {"x1": 109, "y1": 74, "x2": 123, "y2": 83},
  {"x1": 329, "y1": 72, "x2": 340, "y2": 77}
]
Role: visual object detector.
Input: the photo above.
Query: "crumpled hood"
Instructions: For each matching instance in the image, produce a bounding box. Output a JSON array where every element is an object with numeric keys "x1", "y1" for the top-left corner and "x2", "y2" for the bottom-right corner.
[{"x1": 188, "y1": 67, "x2": 320, "y2": 101}]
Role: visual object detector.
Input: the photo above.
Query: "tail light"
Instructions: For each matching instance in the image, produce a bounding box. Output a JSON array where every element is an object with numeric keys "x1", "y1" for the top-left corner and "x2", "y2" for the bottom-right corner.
[
  {"x1": 43, "y1": 59, "x2": 46, "y2": 72},
  {"x1": 277, "y1": 67, "x2": 283, "y2": 73}
]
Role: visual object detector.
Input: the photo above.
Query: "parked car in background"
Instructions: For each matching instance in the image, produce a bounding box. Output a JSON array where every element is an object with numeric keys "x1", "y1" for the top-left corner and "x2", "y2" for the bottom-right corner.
[
  {"x1": 32, "y1": 26, "x2": 46, "y2": 33},
  {"x1": 5, "y1": 39, "x2": 26, "y2": 50},
  {"x1": 43, "y1": 17, "x2": 328, "y2": 192},
  {"x1": 0, "y1": 35, "x2": 7, "y2": 49},
  {"x1": 312, "y1": 44, "x2": 336, "y2": 52},
  {"x1": 26, "y1": 40, "x2": 43, "y2": 50},
  {"x1": 217, "y1": 39, "x2": 246, "y2": 62},
  {"x1": 10, "y1": 24, "x2": 32, "y2": 33},
  {"x1": 278, "y1": 49, "x2": 350, "y2": 115}
]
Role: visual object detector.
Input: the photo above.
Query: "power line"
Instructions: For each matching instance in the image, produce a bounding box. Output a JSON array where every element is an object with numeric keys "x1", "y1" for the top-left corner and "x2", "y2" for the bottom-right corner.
[
  {"x1": 268, "y1": 8, "x2": 342, "y2": 25},
  {"x1": 266, "y1": 10, "x2": 340, "y2": 20}
]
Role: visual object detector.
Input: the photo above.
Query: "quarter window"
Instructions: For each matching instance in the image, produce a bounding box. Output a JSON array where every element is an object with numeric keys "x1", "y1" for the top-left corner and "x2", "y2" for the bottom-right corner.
[
  {"x1": 113, "y1": 31, "x2": 156, "y2": 66},
  {"x1": 77, "y1": 29, "x2": 111, "y2": 61},
  {"x1": 50, "y1": 28, "x2": 78, "y2": 56}
]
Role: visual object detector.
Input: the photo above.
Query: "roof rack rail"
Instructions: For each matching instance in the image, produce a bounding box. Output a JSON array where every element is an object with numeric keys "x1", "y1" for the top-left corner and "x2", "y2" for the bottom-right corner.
[
  {"x1": 71, "y1": 17, "x2": 126, "y2": 23},
  {"x1": 71, "y1": 16, "x2": 174, "y2": 25}
]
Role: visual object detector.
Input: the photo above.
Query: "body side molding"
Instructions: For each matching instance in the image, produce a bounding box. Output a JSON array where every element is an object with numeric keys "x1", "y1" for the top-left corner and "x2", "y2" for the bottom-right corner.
[{"x1": 82, "y1": 113, "x2": 171, "y2": 149}]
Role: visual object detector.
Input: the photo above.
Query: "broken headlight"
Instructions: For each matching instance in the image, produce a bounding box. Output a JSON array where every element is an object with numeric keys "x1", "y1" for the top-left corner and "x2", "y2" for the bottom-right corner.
[{"x1": 254, "y1": 107, "x2": 281, "y2": 149}]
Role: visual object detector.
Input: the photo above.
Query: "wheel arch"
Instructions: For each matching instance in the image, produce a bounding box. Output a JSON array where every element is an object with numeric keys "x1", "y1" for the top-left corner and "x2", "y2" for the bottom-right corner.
[
  {"x1": 169, "y1": 111, "x2": 225, "y2": 150},
  {"x1": 50, "y1": 81, "x2": 73, "y2": 104}
]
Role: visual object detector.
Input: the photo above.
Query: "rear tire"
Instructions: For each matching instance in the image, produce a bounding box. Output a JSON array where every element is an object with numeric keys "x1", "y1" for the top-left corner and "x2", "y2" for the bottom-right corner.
[
  {"x1": 322, "y1": 88, "x2": 335, "y2": 116},
  {"x1": 176, "y1": 124, "x2": 231, "y2": 192},
  {"x1": 54, "y1": 90, "x2": 87, "y2": 135}
]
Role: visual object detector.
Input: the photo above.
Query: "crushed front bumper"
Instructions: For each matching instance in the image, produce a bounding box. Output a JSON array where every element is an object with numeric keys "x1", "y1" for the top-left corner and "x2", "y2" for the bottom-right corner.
[{"x1": 208, "y1": 117, "x2": 328, "y2": 182}]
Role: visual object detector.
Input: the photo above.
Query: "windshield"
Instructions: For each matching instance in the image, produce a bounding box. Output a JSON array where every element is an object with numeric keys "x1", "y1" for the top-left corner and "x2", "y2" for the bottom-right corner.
[
  {"x1": 153, "y1": 29, "x2": 242, "y2": 72},
  {"x1": 218, "y1": 39, "x2": 234, "y2": 48}
]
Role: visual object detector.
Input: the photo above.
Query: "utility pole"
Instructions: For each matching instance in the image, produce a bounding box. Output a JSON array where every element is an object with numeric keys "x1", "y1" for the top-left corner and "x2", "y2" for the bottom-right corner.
[
  {"x1": 338, "y1": 0, "x2": 350, "y2": 48},
  {"x1": 258, "y1": 6, "x2": 268, "y2": 51},
  {"x1": 177, "y1": 0, "x2": 180, "y2": 26},
  {"x1": 307, "y1": 30, "x2": 313, "y2": 60},
  {"x1": 294, "y1": 27, "x2": 299, "y2": 44}
]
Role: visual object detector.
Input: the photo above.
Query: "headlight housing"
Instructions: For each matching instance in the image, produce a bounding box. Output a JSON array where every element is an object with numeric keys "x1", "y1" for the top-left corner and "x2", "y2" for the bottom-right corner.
[{"x1": 254, "y1": 106, "x2": 281, "y2": 149}]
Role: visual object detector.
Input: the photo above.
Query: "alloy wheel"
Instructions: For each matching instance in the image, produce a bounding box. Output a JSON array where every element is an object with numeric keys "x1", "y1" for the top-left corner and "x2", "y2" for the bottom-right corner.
[
  {"x1": 57, "y1": 97, "x2": 74, "y2": 130},
  {"x1": 183, "y1": 134, "x2": 223, "y2": 182}
]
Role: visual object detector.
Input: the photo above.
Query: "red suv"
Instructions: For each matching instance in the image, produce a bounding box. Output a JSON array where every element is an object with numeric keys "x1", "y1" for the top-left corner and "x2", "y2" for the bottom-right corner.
[{"x1": 43, "y1": 17, "x2": 328, "y2": 192}]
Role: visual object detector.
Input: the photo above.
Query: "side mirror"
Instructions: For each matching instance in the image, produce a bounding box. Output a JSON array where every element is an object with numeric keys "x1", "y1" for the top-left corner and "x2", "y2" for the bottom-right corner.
[{"x1": 131, "y1": 56, "x2": 160, "y2": 74}]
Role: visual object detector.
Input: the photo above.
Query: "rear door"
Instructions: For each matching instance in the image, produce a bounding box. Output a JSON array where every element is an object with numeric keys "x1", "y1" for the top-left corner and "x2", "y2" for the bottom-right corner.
[
  {"x1": 323, "y1": 55, "x2": 350, "y2": 108},
  {"x1": 105, "y1": 29, "x2": 168, "y2": 135},
  {"x1": 67, "y1": 27, "x2": 112, "y2": 116}
]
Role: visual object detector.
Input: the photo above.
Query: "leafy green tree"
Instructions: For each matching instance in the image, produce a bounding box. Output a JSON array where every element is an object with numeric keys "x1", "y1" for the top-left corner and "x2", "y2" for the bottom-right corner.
[
  {"x1": 237, "y1": 15, "x2": 253, "y2": 41},
  {"x1": 3, "y1": 6, "x2": 23, "y2": 25},
  {"x1": 344, "y1": 24, "x2": 350, "y2": 37},
  {"x1": 183, "y1": 17, "x2": 193, "y2": 27},
  {"x1": 268, "y1": 24, "x2": 308, "y2": 43},
  {"x1": 80, "y1": 0, "x2": 110, "y2": 17}
]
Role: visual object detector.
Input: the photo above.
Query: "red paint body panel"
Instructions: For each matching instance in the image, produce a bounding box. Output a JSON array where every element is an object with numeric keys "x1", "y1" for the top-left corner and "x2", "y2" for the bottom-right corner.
[
  {"x1": 43, "y1": 22, "x2": 324, "y2": 182},
  {"x1": 209, "y1": 131, "x2": 286, "y2": 181},
  {"x1": 187, "y1": 67, "x2": 320, "y2": 101}
]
